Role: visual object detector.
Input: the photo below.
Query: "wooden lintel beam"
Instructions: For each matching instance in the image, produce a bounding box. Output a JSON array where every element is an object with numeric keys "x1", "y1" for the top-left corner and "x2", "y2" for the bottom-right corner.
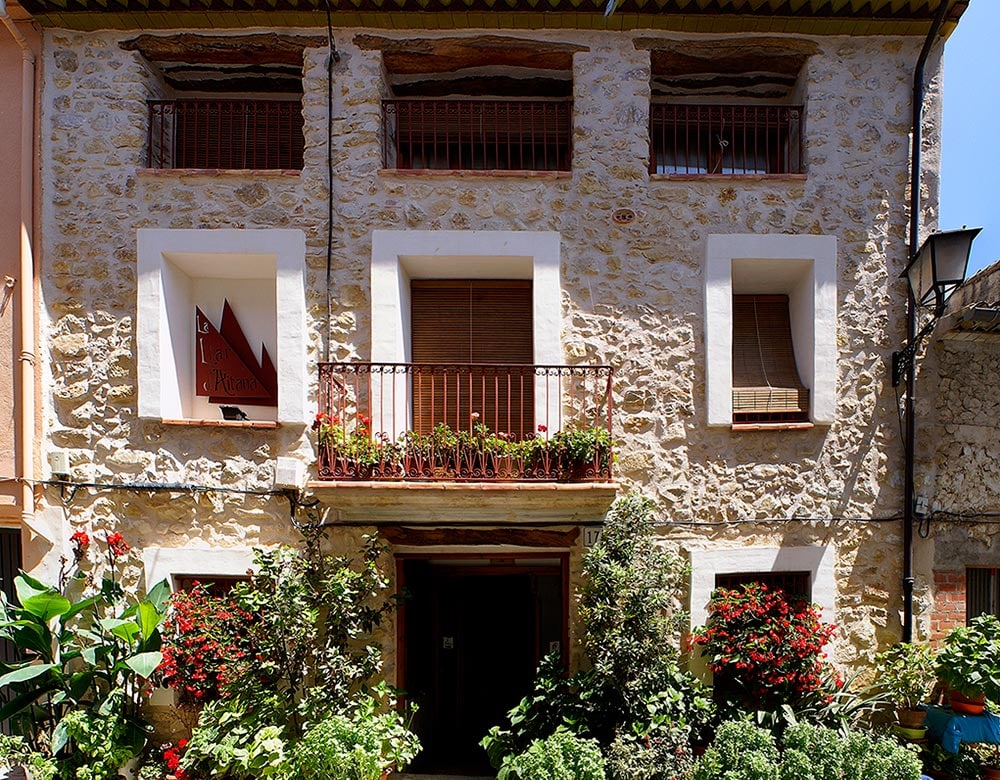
[{"x1": 380, "y1": 526, "x2": 581, "y2": 548}]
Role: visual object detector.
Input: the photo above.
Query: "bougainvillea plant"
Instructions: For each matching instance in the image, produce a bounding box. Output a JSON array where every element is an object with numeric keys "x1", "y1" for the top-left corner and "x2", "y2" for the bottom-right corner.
[
  {"x1": 691, "y1": 582, "x2": 837, "y2": 710},
  {"x1": 158, "y1": 585, "x2": 256, "y2": 706}
]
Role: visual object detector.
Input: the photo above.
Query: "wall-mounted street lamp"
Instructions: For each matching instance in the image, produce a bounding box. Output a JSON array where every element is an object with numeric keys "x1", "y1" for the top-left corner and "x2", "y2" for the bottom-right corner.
[
  {"x1": 895, "y1": 226, "x2": 981, "y2": 643},
  {"x1": 892, "y1": 227, "x2": 982, "y2": 388}
]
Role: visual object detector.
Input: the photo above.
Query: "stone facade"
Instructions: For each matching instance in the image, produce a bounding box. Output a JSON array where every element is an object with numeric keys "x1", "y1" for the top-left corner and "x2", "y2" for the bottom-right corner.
[
  {"x1": 918, "y1": 262, "x2": 1000, "y2": 642},
  {"x1": 29, "y1": 19, "x2": 949, "y2": 694}
]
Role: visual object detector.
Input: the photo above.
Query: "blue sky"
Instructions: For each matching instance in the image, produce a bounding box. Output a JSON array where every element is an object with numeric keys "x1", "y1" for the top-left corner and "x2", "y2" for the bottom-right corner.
[{"x1": 942, "y1": 0, "x2": 999, "y2": 277}]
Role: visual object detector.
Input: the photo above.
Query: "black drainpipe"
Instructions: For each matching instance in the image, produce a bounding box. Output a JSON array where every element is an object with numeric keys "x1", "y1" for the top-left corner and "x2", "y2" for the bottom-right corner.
[{"x1": 902, "y1": 0, "x2": 951, "y2": 644}]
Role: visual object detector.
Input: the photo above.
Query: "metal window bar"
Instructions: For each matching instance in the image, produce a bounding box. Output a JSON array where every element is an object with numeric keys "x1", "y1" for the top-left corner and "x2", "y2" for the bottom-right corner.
[
  {"x1": 147, "y1": 99, "x2": 304, "y2": 170},
  {"x1": 317, "y1": 362, "x2": 612, "y2": 482},
  {"x1": 650, "y1": 103, "x2": 803, "y2": 176},
  {"x1": 383, "y1": 99, "x2": 572, "y2": 172}
]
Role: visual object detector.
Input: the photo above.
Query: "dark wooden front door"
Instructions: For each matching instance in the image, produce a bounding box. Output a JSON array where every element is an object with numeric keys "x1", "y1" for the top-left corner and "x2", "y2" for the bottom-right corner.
[{"x1": 401, "y1": 558, "x2": 564, "y2": 775}]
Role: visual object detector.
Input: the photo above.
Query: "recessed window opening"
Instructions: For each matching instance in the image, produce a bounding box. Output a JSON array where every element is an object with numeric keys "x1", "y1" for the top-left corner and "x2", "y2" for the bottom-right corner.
[
  {"x1": 715, "y1": 570, "x2": 811, "y2": 601},
  {"x1": 732, "y1": 294, "x2": 809, "y2": 424},
  {"x1": 646, "y1": 38, "x2": 811, "y2": 176},
  {"x1": 372, "y1": 36, "x2": 577, "y2": 172},
  {"x1": 125, "y1": 34, "x2": 313, "y2": 170},
  {"x1": 967, "y1": 568, "x2": 999, "y2": 622}
]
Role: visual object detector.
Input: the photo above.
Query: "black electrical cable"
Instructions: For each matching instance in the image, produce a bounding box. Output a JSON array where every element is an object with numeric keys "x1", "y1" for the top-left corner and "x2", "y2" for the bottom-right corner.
[{"x1": 322, "y1": 0, "x2": 338, "y2": 364}]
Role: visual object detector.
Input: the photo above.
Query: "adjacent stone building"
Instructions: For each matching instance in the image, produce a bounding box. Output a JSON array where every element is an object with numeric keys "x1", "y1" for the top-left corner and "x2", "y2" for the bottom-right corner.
[{"x1": 3, "y1": 0, "x2": 983, "y2": 772}]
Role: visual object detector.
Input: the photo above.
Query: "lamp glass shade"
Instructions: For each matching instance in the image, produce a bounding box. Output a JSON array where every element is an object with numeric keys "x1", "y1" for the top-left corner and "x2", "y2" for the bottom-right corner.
[{"x1": 904, "y1": 227, "x2": 982, "y2": 314}]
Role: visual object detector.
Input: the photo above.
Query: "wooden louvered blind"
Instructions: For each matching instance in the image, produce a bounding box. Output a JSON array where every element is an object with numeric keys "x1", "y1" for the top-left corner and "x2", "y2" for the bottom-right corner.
[
  {"x1": 411, "y1": 280, "x2": 534, "y2": 437},
  {"x1": 732, "y1": 294, "x2": 809, "y2": 423}
]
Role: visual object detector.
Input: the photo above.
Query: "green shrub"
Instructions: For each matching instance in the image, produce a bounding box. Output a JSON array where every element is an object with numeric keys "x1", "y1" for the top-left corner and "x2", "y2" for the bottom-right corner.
[
  {"x1": 501, "y1": 728, "x2": 605, "y2": 780},
  {"x1": 693, "y1": 721, "x2": 922, "y2": 780},
  {"x1": 481, "y1": 495, "x2": 712, "y2": 780}
]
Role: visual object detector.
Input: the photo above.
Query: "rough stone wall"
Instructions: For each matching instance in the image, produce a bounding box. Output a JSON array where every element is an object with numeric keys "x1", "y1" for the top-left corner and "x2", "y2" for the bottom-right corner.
[
  {"x1": 34, "y1": 25, "x2": 944, "y2": 676},
  {"x1": 917, "y1": 260, "x2": 1000, "y2": 637}
]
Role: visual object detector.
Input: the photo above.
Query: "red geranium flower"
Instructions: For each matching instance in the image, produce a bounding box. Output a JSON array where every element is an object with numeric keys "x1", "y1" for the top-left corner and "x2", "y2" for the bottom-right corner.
[
  {"x1": 105, "y1": 531, "x2": 130, "y2": 557},
  {"x1": 70, "y1": 530, "x2": 90, "y2": 560}
]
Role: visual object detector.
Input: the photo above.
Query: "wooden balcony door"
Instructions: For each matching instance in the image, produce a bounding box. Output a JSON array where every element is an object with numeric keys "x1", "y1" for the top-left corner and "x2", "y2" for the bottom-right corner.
[{"x1": 410, "y1": 279, "x2": 534, "y2": 437}]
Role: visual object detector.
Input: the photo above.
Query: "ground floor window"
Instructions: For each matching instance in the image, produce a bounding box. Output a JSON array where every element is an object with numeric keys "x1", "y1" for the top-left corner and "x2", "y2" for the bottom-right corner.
[
  {"x1": 967, "y1": 567, "x2": 999, "y2": 622},
  {"x1": 715, "y1": 570, "x2": 811, "y2": 600}
]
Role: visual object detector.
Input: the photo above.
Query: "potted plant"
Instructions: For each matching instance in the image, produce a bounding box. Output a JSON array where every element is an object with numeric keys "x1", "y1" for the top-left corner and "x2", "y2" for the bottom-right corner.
[
  {"x1": 549, "y1": 425, "x2": 612, "y2": 480},
  {"x1": 875, "y1": 642, "x2": 937, "y2": 731},
  {"x1": 936, "y1": 614, "x2": 1000, "y2": 715}
]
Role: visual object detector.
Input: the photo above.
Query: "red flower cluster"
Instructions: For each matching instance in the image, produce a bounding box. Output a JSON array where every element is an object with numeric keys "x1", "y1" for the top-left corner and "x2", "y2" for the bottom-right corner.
[
  {"x1": 159, "y1": 585, "x2": 255, "y2": 706},
  {"x1": 70, "y1": 530, "x2": 90, "y2": 560},
  {"x1": 162, "y1": 740, "x2": 190, "y2": 780},
  {"x1": 105, "y1": 531, "x2": 130, "y2": 558},
  {"x1": 692, "y1": 582, "x2": 837, "y2": 708}
]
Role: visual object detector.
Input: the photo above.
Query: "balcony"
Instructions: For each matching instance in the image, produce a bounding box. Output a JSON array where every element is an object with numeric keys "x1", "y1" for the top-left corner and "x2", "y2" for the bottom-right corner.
[
  {"x1": 382, "y1": 99, "x2": 572, "y2": 172},
  {"x1": 650, "y1": 103, "x2": 803, "y2": 176},
  {"x1": 315, "y1": 363, "x2": 613, "y2": 485},
  {"x1": 147, "y1": 99, "x2": 304, "y2": 170}
]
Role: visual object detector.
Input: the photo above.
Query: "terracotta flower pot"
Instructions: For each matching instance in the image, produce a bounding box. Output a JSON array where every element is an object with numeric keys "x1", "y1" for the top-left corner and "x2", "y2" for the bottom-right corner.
[
  {"x1": 949, "y1": 689, "x2": 987, "y2": 715},
  {"x1": 897, "y1": 707, "x2": 927, "y2": 729},
  {"x1": 982, "y1": 766, "x2": 1000, "y2": 780}
]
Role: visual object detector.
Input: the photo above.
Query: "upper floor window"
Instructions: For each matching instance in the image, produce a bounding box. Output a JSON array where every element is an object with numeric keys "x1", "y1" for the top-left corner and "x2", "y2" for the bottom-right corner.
[
  {"x1": 967, "y1": 568, "x2": 999, "y2": 622},
  {"x1": 642, "y1": 36, "x2": 813, "y2": 177},
  {"x1": 148, "y1": 99, "x2": 304, "y2": 170},
  {"x1": 650, "y1": 104, "x2": 803, "y2": 176},
  {"x1": 368, "y1": 34, "x2": 579, "y2": 173},
  {"x1": 124, "y1": 33, "x2": 317, "y2": 171}
]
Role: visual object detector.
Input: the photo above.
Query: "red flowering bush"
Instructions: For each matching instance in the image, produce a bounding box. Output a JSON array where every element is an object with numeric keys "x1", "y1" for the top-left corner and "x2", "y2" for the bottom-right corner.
[
  {"x1": 158, "y1": 585, "x2": 255, "y2": 706},
  {"x1": 691, "y1": 582, "x2": 837, "y2": 709}
]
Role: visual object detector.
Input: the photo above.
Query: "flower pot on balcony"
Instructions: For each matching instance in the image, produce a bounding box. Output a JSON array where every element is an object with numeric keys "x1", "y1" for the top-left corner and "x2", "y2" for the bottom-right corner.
[
  {"x1": 982, "y1": 767, "x2": 1000, "y2": 780},
  {"x1": 892, "y1": 724, "x2": 927, "y2": 742}
]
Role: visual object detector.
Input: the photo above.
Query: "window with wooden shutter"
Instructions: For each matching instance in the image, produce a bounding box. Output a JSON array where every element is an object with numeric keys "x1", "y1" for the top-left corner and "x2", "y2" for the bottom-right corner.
[
  {"x1": 410, "y1": 280, "x2": 534, "y2": 437},
  {"x1": 732, "y1": 294, "x2": 809, "y2": 424}
]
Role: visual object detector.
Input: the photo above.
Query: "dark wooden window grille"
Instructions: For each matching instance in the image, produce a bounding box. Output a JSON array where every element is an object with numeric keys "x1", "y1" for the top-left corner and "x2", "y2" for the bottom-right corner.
[
  {"x1": 148, "y1": 99, "x2": 304, "y2": 170},
  {"x1": 383, "y1": 99, "x2": 572, "y2": 172},
  {"x1": 715, "y1": 571, "x2": 811, "y2": 601},
  {"x1": 732, "y1": 294, "x2": 809, "y2": 424},
  {"x1": 650, "y1": 104, "x2": 803, "y2": 176},
  {"x1": 410, "y1": 280, "x2": 534, "y2": 437},
  {"x1": 174, "y1": 574, "x2": 249, "y2": 598},
  {"x1": 967, "y1": 568, "x2": 999, "y2": 622}
]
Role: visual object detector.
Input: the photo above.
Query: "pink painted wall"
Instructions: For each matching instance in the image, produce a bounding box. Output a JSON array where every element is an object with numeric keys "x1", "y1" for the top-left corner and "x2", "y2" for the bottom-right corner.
[{"x1": 0, "y1": 4, "x2": 39, "y2": 523}]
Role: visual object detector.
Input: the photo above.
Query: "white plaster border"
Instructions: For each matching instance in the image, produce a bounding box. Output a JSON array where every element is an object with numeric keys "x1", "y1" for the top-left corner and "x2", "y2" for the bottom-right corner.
[
  {"x1": 689, "y1": 544, "x2": 836, "y2": 629},
  {"x1": 370, "y1": 230, "x2": 562, "y2": 435},
  {"x1": 142, "y1": 545, "x2": 258, "y2": 592},
  {"x1": 705, "y1": 233, "x2": 838, "y2": 426},
  {"x1": 137, "y1": 228, "x2": 307, "y2": 424}
]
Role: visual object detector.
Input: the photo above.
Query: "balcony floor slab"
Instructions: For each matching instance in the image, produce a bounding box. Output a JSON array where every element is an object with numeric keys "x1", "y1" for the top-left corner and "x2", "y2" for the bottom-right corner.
[{"x1": 305, "y1": 480, "x2": 619, "y2": 525}]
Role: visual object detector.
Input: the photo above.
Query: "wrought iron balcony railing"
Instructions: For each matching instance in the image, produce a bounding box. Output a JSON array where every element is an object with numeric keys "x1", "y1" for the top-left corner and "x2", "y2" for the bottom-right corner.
[
  {"x1": 650, "y1": 103, "x2": 803, "y2": 176},
  {"x1": 382, "y1": 99, "x2": 573, "y2": 172},
  {"x1": 147, "y1": 99, "x2": 304, "y2": 170},
  {"x1": 316, "y1": 363, "x2": 613, "y2": 482}
]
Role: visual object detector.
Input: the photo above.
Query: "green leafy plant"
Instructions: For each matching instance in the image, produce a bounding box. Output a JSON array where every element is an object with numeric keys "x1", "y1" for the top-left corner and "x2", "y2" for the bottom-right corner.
[
  {"x1": 482, "y1": 495, "x2": 712, "y2": 780},
  {"x1": 875, "y1": 642, "x2": 937, "y2": 711},
  {"x1": 291, "y1": 687, "x2": 421, "y2": 780},
  {"x1": 178, "y1": 532, "x2": 418, "y2": 779},
  {"x1": 0, "y1": 734, "x2": 57, "y2": 780},
  {"x1": 498, "y1": 728, "x2": 606, "y2": 780},
  {"x1": 0, "y1": 531, "x2": 168, "y2": 768},
  {"x1": 693, "y1": 721, "x2": 922, "y2": 780},
  {"x1": 936, "y1": 613, "x2": 1000, "y2": 700}
]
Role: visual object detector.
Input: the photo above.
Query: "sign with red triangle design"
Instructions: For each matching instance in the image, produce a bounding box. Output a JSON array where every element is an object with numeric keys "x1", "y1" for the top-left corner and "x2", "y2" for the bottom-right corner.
[{"x1": 195, "y1": 300, "x2": 278, "y2": 407}]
